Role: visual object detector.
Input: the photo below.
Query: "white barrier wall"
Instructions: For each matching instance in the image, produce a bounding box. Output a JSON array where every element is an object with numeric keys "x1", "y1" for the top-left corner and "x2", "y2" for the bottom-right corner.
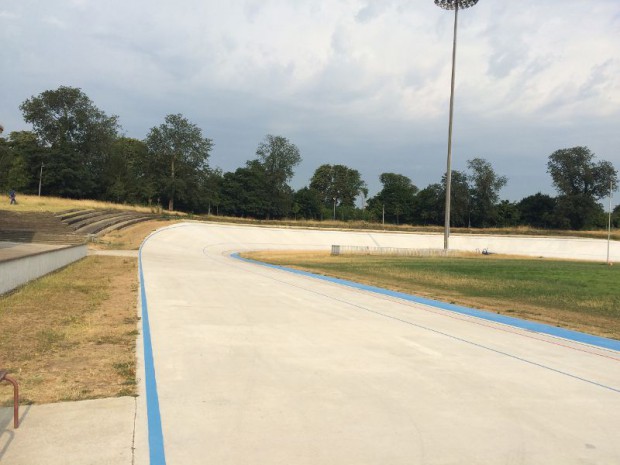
[{"x1": 0, "y1": 244, "x2": 87, "y2": 295}]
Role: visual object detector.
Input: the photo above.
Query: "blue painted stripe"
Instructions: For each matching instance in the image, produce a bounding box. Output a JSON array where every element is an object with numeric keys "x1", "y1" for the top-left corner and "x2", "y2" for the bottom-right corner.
[
  {"x1": 139, "y1": 241, "x2": 167, "y2": 465},
  {"x1": 232, "y1": 253, "x2": 620, "y2": 353}
]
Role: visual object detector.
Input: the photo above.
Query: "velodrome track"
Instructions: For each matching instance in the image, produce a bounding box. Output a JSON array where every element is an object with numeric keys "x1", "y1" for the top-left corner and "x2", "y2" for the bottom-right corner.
[{"x1": 136, "y1": 223, "x2": 620, "y2": 465}]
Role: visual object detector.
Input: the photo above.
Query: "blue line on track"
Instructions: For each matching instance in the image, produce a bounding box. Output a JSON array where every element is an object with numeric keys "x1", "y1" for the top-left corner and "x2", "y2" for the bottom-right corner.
[
  {"x1": 139, "y1": 240, "x2": 167, "y2": 465},
  {"x1": 232, "y1": 253, "x2": 620, "y2": 353}
]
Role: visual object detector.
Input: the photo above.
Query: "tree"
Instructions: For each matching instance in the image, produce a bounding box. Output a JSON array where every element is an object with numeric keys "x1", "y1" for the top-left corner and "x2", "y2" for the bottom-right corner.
[
  {"x1": 20, "y1": 86, "x2": 120, "y2": 197},
  {"x1": 5, "y1": 131, "x2": 48, "y2": 194},
  {"x1": 204, "y1": 168, "x2": 223, "y2": 215},
  {"x1": 547, "y1": 146, "x2": 618, "y2": 199},
  {"x1": 256, "y1": 135, "x2": 301, "y2": 188},
  {"x1": 0, "y1": 128, "x2": 30, "y2": 193},
  {"x1": 555, "y1": 194, "x2": 605, "y2": 230},
  {"x1": 547, "y1": 147, "x2": 618, "y2": 230},
  {"x1": 613, "y1": 204, "x2": 620, "y2": 229},
  {"x1": 309, "y1": 164, "x2": 366, "y2": 208},
  {"x1": 255, "y1": 135, "x2": 301, "y2": 218},
  {"x1": 145, "y1": 114, "x2": 213, "y2": 211},
  {"x1": 102, "y1": 137, "x2": 154, "y2": 204},
  {"x1": 294, "y1": 187, "x2": 323, "y2": 220},
  {"x1": 496, "y1": 200, "x2": 521, "y2": 227},
  {"x1": 442, "y1": 170, "x2": 471, "y2": 228},
  {"x1": 368, "y1": 173, "x2": 418, "y2": 225},
  {"x1": 517, "y1": 193, "x2": 557, "y2": 229},
  {"x1": 467, "y1": 158, "x2": 507, "y2": 227},
  {"x1": 220, "y1": 161, "x2": 271, "y2": 218},
  {"x1": 412, "y1": 183, "x2": 443, "y2": 225}
]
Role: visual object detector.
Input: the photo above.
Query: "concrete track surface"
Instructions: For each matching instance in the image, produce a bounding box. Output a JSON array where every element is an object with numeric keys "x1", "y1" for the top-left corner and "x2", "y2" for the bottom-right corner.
[{"x1": 134, "y1": 223, "x2": 620, "y2": 465}]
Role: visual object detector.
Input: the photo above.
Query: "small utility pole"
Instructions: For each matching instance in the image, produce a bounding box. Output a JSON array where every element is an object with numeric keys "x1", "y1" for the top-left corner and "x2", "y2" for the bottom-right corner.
[
  {"x1": 38, "y1": 162, "x2": 44, "y2": 196},
  {"x1": 607, "y1": 180, "x2": 613, "y2": 265}
]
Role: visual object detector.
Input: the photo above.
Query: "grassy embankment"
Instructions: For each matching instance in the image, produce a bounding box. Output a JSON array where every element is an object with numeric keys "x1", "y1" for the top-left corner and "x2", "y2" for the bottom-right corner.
[
  {"x1": 4, "y1": 194, "x2": 163, "y2": 214},
  {"x1": 0, "y1": 195, "x2": 180, "y2": 405},
  {"x1": 243, "y1": 251, "x2": 620, "y2": 340}
]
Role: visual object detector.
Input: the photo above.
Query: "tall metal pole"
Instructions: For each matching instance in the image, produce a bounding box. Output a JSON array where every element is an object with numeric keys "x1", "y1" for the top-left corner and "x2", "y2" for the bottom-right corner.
[
  {"x1": 435, "y1": 0, "x2": 478, "y2": 250},
  {"x1": 444, "y1": 4, "x2": 459, "y2": 250}
]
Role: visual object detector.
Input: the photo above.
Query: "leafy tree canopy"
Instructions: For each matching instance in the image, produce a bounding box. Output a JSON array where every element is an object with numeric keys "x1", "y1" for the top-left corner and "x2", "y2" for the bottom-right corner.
[
  {"x1": 309, "y1": 164, "x2": 367, "y2": 207},
  {"x1": 517, "y1": 193, "x2": 556, "y2": 228},
  {"x1": 369, "y1": 173, "x2": 418, "y2": 224},
  {"x1": 145, "y1": 113, "x2": 213, "y2": 211},
  {"x1": 255, "y1": 134, "x2": 301, "y2": 188},
  {"x1": 20, "y1": 86, "x2": 119, "y2": 153},
  {"x1": 547, "y1": 146, "x2": 617, "y2": 200},
  {"x1": 467, "y1": 157, "x2": 507, "y2": 227},
  {"x1": 19, "y1": 86, "x2": 120, "y2": 197}
]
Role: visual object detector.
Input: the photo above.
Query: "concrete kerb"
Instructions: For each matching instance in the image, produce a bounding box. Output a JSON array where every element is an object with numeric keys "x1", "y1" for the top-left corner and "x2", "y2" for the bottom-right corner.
[{"x1": 0, "y1": 243, "x2": 87, "y2": 295}]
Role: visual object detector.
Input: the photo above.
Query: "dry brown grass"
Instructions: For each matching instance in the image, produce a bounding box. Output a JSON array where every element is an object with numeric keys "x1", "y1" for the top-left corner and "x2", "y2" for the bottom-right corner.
[
  {"x1": 92, "y1": 219, "x2": 184, "y2": 250},
  {"x1": 0, "y1": 256, "x2": 139, "y2": 405},
  {"x1": 0, "y1": 194, "x2": 186, "y2": 216}
]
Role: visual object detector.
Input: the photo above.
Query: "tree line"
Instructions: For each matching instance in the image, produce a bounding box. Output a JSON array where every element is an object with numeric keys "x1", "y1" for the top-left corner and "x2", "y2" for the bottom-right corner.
[{"x1": 1, "y1": 86, "x2": 618, "y2": 230}]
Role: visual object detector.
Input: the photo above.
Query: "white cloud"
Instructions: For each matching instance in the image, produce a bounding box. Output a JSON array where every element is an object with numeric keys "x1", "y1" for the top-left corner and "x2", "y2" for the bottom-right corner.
[{"x1": 0, "y1": 10, "x2": 19, "y2": 19}]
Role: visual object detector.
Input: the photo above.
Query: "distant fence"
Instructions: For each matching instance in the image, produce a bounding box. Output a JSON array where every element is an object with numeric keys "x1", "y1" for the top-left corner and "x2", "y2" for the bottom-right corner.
[{"x1": 330, "y1": 245, "x2": 461, "y2": 257}]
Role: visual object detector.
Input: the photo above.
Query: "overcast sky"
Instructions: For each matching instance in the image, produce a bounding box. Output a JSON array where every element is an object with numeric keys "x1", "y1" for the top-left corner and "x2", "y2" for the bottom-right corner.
[{"x1": 1, "y1": 0, "x2": 619, "y2": 204}]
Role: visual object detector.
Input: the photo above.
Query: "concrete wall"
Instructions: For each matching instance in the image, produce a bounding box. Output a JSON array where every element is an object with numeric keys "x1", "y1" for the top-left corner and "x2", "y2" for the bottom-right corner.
[{"x1": 0, "y1": 244, "x2": 87, "y2": 295}]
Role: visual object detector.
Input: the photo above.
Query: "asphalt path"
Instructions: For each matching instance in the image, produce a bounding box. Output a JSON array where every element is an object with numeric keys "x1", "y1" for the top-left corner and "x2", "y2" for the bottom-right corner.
[{"x1": 137, "y1": 223, "x2": 620, "y2": 465}]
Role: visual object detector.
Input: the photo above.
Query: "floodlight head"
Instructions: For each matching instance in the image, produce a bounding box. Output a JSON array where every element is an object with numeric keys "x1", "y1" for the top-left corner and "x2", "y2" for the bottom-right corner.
[{"x1": 434, "y1": 0, "x2": 479, "y2": 10}]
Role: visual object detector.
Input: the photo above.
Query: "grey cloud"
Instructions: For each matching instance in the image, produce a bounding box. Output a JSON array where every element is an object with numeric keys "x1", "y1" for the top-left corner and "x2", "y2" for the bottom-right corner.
[
  {"x1": 355, "y1": 3, "x2": 385, "y2": 24},
  {"x1": 578, "y1": 60, "x2": 616, "y2": 100}
]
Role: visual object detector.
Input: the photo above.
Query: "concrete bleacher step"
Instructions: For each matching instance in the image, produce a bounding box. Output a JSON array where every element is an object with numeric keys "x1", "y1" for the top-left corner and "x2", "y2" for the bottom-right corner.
[
  {"x1": 0, "y1": 211, "x2": 87, "y2": 245},
  {"x1": 74, "y1": 213, "x2": 147, "y2": 235},
  {"x1": 95, "y1": 216, "x2": 153, "y2": 236},
  {"x1": 58, "y1": 210, "x2": 111, "y2": 225},
  {"x1": 56, "y1": 208, "x2": 155, "y2": 232},
  {"x1": 1, "y1": 207, "x2": 159, "y2": 245},
  {"x1": 69, "y1": 211, "x2": 128, "y2": 230}
]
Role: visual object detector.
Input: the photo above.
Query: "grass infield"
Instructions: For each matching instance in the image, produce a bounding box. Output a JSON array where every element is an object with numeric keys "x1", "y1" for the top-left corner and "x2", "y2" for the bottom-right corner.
[{"x1": 242, "y1": 251, "x2": 620, "y2": 340}]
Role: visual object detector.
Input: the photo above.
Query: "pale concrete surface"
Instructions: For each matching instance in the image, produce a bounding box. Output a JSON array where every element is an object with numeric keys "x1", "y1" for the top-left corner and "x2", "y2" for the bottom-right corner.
[
  {"x1": 0, "y1": 397, "x2": 136, "y2": 465},
  {"x1": 88, "y1": 249, "x2": 139, "y2": 258},
  {"x1": 138, "y1": 223, "x2": 620, "y2": 464},
  {"x1": 0, "y1": 242, "x2": 65, "y2": 262}
]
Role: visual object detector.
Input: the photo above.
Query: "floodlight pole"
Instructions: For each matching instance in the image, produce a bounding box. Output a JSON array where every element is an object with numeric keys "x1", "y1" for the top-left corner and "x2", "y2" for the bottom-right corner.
[
  {"x1": 444, "y1": 5, "x2": 458, "y2": 250},
  {"x1": 435, "y1": 0, "x2": 479, "y2": 250}
]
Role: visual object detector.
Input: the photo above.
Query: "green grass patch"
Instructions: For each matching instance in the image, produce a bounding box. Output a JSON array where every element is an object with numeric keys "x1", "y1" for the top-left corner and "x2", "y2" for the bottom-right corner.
[{"x1": 243, "y1": 251, "x2": 620, "y2": 339}]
